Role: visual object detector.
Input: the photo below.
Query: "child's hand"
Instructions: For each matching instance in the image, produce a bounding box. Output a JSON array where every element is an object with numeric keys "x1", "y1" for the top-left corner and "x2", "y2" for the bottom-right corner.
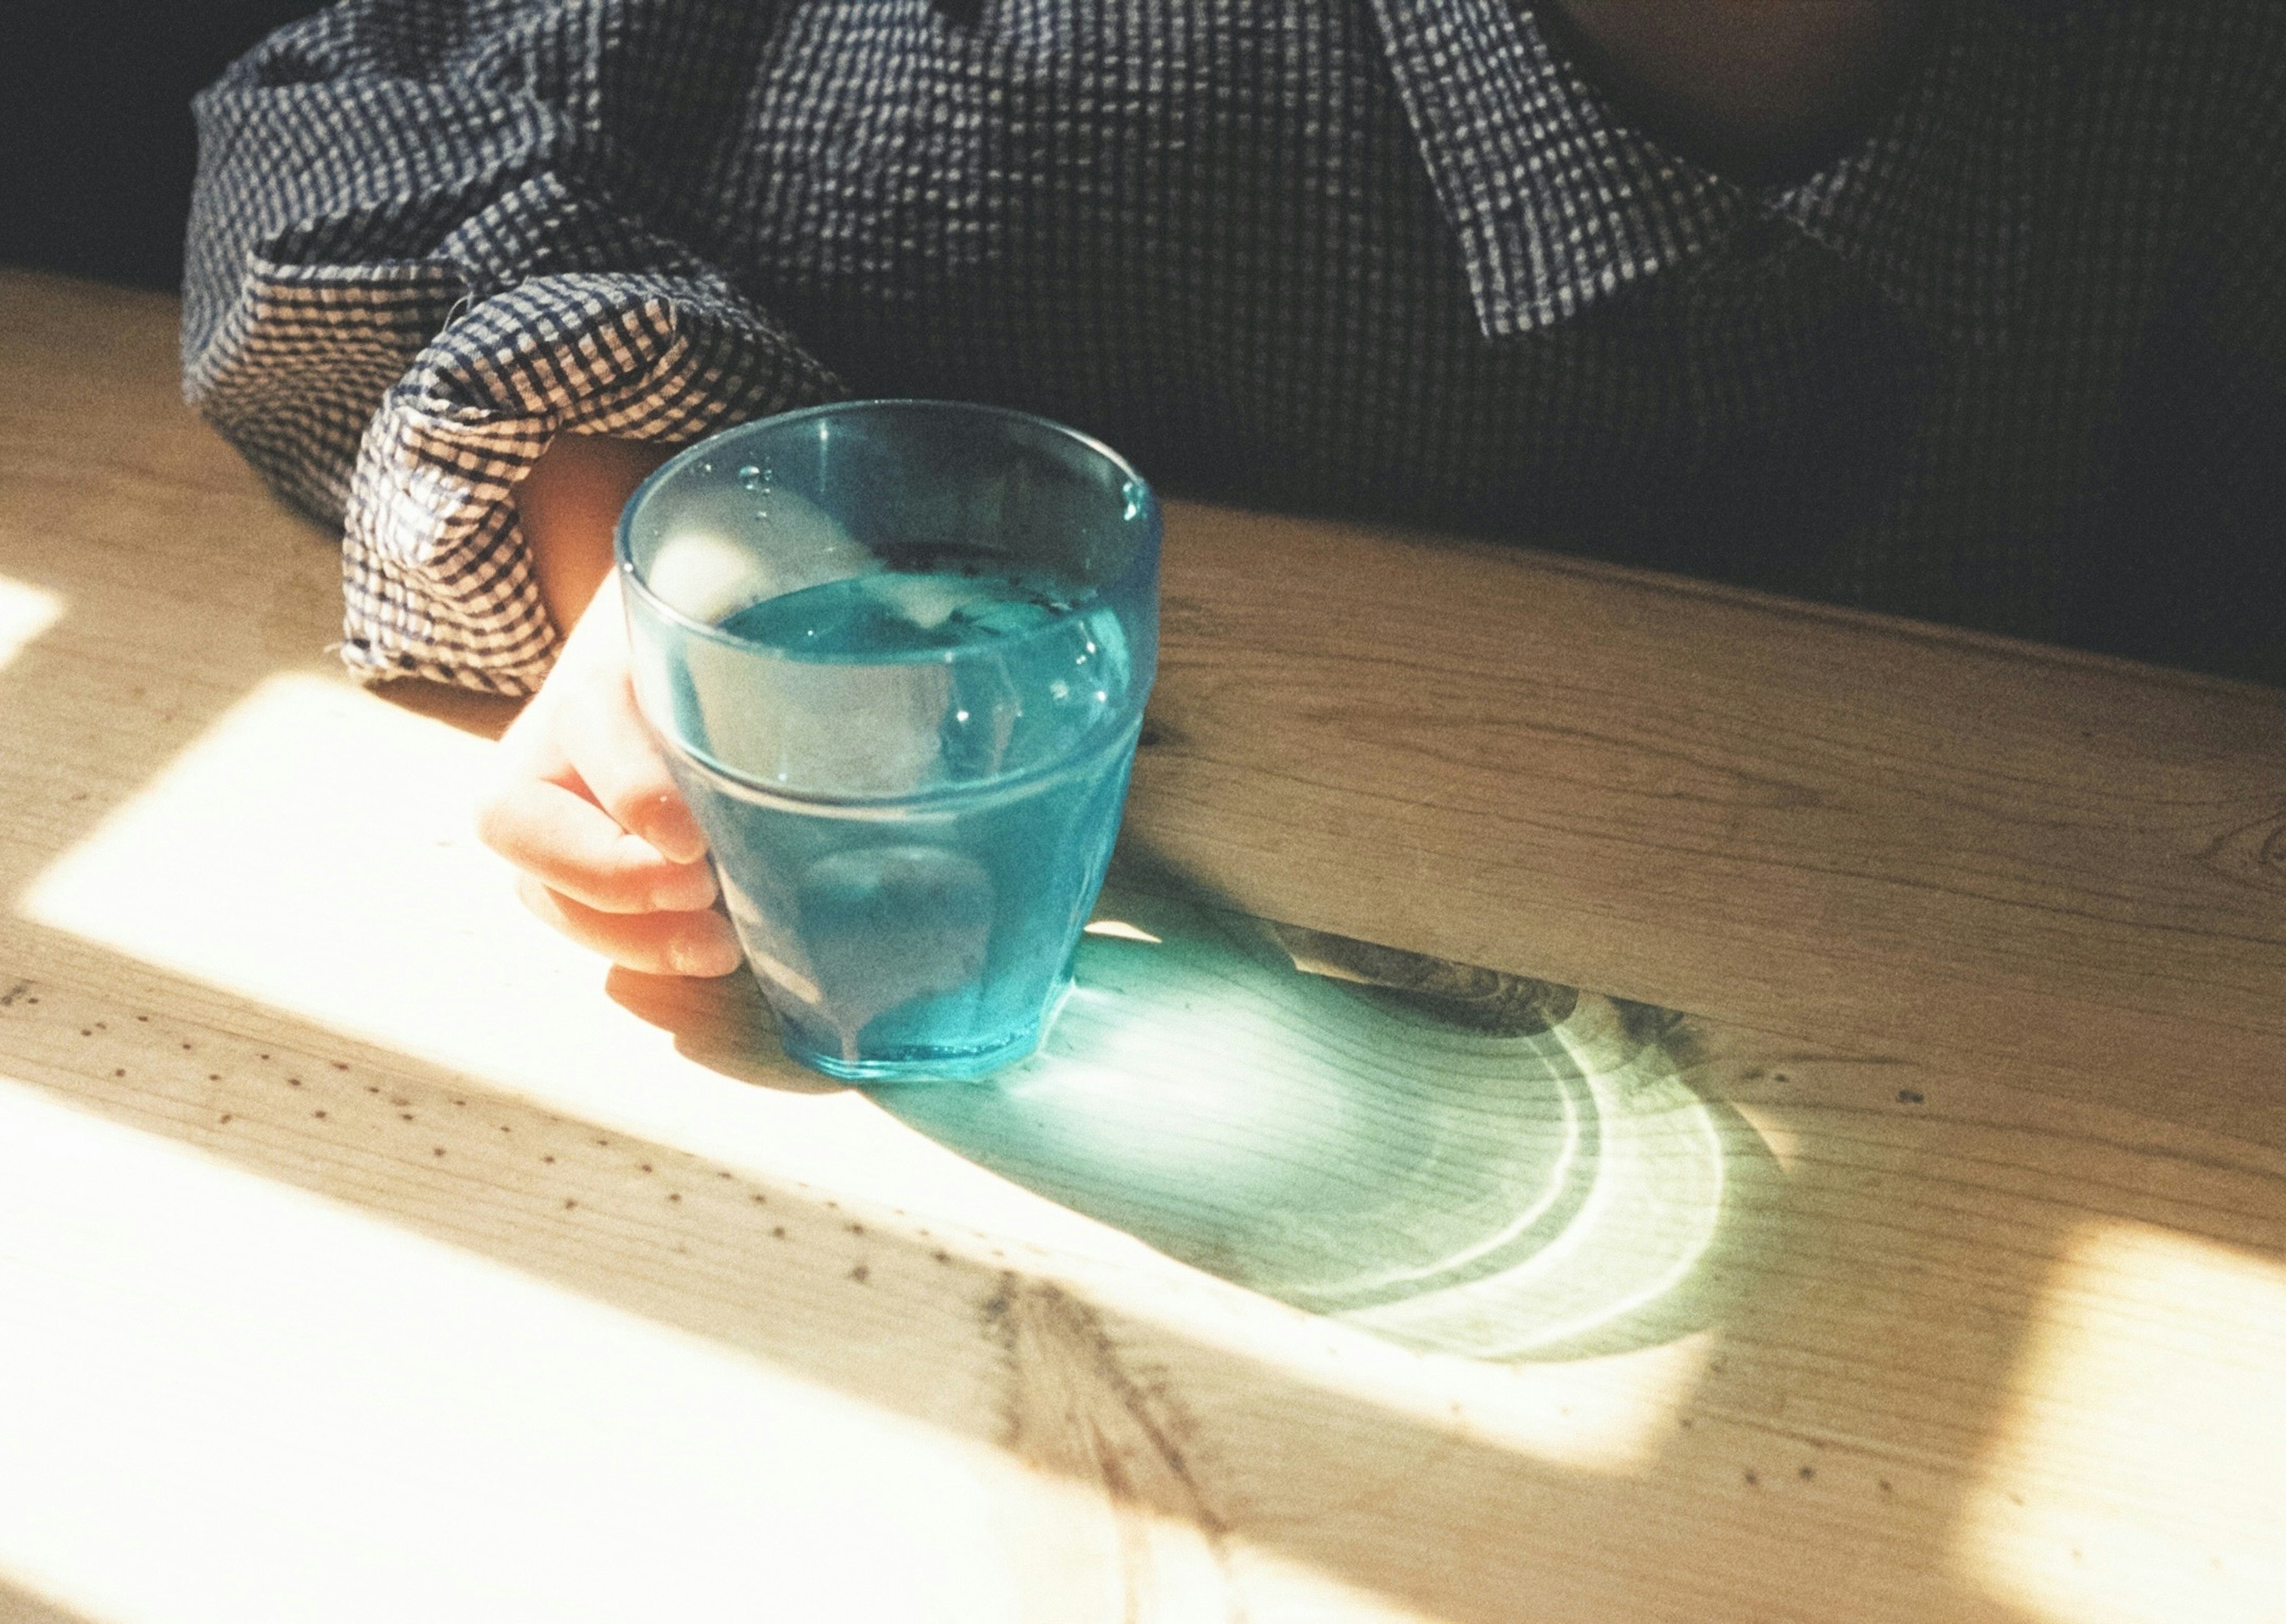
[{"x1": 477, "y1": 570, "x2": 745, "y2": 978}]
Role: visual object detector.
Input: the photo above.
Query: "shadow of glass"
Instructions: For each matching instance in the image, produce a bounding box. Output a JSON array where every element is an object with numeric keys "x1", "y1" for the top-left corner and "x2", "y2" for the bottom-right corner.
[
  {"x1": 604, "y1": 961, "x2": 845, "y2": 1094},
  {"x1": 879, "y1": 880, "x2": 1772, "y2": 1361},
  {"x1": 610, "y1": 846, "x2": 1781, "y2": 1364}
]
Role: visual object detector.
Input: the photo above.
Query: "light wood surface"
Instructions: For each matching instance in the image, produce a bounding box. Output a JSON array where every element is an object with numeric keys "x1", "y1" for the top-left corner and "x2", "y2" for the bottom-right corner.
[{"x1": 3, "y1": 267, "x2": 2284, "y2": 1624}]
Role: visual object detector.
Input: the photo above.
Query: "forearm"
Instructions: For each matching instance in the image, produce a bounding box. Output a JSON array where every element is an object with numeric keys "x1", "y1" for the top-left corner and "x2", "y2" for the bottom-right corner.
[{"x1": 518, "y1": 434, "x2": 677, "y2": 638}]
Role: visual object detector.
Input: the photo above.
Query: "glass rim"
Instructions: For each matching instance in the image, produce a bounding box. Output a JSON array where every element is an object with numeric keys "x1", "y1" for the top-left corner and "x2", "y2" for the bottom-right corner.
[{"x1": 612, "y1": 396, "x2": 1161, "y2": 661}]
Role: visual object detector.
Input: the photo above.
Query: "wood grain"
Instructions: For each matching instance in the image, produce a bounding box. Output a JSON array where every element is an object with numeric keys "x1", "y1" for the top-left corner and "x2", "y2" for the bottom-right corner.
[
  {"x1": 4, "y1": 267, "x2": 2285, "y2": 1624},
  {"x1": 1133, "y1": 501, "x2": 2286, "y2": 1144}
]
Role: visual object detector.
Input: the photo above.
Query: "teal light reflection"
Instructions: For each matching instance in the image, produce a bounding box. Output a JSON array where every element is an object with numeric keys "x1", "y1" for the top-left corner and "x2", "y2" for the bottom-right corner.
[{"x1": 877, "y1": 888, "x2": 1729, "y2": 1361}]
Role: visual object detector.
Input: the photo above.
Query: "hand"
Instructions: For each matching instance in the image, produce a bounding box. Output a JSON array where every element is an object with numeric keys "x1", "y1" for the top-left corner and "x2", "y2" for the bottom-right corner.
[
  {"x1": 477, "y1": 573, "x2": 745, "y2": 976},
  {"x1": 476, "y1": 431, "x2": 742, "y2": 977}
]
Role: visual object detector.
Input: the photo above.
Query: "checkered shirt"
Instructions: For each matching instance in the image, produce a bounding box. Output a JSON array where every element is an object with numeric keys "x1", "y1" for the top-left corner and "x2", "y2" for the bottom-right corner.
[{"x1": 183, "y1": 0, "x2": 2285, "y2": 691}]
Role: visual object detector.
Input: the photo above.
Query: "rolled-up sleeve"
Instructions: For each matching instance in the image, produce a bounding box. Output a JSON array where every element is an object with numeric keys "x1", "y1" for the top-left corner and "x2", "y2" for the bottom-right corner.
[{"x1": 183, "y1": 0, "x2": 842, "y2": 693}]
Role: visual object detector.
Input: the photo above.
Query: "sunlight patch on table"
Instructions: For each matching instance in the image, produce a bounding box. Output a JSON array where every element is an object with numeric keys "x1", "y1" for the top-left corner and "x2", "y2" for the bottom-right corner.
[
  {"x1": 0, "y1": 574, "x2": 64, "y2": 672},
  {"x1": 1724, "y1": 1100, "x2": 1804, "y2": 1174},
  {"x1": 1295, "y1": 1323, "x2": 1713, "y2": 1474},
  {"x1": 1958, "y1": 1221, "x2": 2286, "y2": 1624},
  {"x1": 0, "y1": 1073, "x2": 1149, "y2": 1624},
  {"x1": 14, "y1": 670, "x2": 1725, "y2": 1490},
  {"x1": 15, "y1": 672, "x2": 1070, "y2": 1234}
]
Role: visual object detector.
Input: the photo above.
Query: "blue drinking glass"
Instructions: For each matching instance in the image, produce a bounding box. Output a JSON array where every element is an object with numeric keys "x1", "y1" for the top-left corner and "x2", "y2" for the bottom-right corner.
[{"x1": 616, "y1": 401, "x2": 1161, "y2": 1081}]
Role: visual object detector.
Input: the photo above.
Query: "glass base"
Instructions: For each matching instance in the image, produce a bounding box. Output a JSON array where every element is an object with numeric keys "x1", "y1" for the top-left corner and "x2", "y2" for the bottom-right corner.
[{"x1": 782, "y1": 1022, "x2": 1045, "y2": 1084}]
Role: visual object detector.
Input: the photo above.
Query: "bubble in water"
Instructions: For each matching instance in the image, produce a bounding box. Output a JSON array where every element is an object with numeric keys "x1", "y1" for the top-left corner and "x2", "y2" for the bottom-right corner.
[{"x1": 736, "y1": 463, "x2": 765, "y2": 490}]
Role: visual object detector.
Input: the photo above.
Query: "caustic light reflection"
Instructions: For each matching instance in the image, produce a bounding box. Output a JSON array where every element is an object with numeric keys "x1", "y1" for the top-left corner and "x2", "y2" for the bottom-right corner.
[{"x1": 880, "y1": 888, "x2": 1728, "y2": 1360}]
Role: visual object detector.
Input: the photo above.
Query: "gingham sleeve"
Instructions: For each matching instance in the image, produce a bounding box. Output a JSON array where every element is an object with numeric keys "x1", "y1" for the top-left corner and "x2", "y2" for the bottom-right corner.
[{"x1": 182, "y1": 0, "x2": 841, "y2": 694}]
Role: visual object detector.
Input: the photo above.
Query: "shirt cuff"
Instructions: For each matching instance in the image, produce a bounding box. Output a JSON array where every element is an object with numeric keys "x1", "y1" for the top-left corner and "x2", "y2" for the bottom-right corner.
[{"x1": 341, "y1": 273, "x2": 843, "y2": 694}]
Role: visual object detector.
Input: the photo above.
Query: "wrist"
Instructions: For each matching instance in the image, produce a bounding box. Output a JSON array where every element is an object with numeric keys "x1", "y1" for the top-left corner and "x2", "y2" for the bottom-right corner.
[{"x1": 517, "y1": 434, "x2": 676, "y2": 636}]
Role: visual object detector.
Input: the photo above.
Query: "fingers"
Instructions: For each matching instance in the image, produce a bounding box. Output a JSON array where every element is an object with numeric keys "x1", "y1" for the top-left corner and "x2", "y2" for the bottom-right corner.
[
  {"x1": 482, "y1": 571, "x2": 733, "y2": 977},
  {"x1": 555, "y1": 664, "x2": 710, "y2": 864},
  {"x1": 516, "y1": 876, "x2": 745, "y2": 978},
  {"x1": 478, "y1": 776, "x2": 718, "y2": 915}
]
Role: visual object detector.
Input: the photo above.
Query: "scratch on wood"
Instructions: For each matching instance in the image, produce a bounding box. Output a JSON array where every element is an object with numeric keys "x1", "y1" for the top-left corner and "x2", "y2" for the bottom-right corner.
[{"x1": 982, "y1": 1274, "x2": 1244, "y2": 1620}]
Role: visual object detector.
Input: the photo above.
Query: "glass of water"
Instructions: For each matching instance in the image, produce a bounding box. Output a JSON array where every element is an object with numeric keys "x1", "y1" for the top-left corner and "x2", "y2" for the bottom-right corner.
[{"x1": 616, "y1": 400, "x2": 1161, "y2": 1082}]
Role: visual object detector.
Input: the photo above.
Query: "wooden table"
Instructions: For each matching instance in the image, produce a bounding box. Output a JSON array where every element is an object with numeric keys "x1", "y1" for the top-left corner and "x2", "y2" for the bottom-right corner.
[{"x1": 3, "y1": 267, "x2": 2283, "y2": 1624}]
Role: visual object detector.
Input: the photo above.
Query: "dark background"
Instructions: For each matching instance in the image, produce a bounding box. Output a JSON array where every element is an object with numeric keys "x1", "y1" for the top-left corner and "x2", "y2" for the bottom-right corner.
[{"x1": 2, "y1": 1, "x2": 321, "y2": 289}]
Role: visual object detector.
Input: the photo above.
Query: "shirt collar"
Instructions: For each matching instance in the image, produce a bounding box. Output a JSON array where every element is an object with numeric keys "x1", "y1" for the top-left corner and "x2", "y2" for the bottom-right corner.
[{"x1": 1366, "y1": 0, "x2": 2052, "y2": 345}]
